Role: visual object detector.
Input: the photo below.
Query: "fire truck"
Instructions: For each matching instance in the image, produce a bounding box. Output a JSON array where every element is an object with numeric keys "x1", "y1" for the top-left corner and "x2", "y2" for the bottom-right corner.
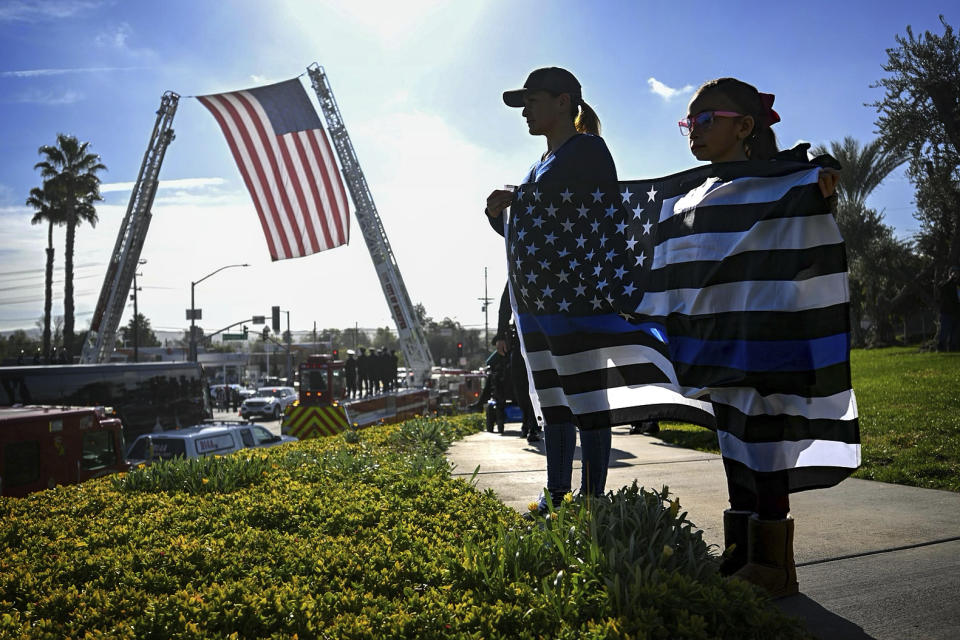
[
  {"x1": 281, "y1": 354, "x2": 430, "y2": 439},
  {"x1": 427, "y1": 367, "x2": 485, "y2": 414},
  {"x1": 0, "y1": 406, "x2": 128, "y2": 497}
]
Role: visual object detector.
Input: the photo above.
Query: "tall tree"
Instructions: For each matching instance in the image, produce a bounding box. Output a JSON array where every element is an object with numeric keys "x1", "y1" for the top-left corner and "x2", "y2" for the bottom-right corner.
[
  {"x1": 34, "y1": 134, "x2": 107, "y2": 357},
  {"x1": 873, "y1": 16, "x2": 960, "y2": 266},
  {"x1": 119, "y1": 313, "x2": 161, "y2": 348},
  {"x1": 25, "y1": 183, "x2": 65, "y2": 362}
]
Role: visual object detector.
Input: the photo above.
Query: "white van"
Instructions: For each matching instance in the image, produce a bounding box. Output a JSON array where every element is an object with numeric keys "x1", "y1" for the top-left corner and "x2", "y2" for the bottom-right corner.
[{"x1": 125, "y1": 422, "x2": 296, "y2": 466}]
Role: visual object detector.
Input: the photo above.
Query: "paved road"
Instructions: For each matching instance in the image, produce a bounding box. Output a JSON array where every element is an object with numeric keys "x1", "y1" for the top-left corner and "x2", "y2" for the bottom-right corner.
[
  {"x1": 210, "y1": 408, "x2": 283, "y2": 436},
  {"x1": 447, "y1": 423, "x2": 960, "y2": 640}
]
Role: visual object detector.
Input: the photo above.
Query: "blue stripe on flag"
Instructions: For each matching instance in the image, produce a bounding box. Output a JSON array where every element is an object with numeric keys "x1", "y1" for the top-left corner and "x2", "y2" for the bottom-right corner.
[
  {"x1": 517, "y1": 312, "x2": 668, "y2": 342},
  {"x1": 668, "y1": 333, "x2": 849, "y2": 371}
]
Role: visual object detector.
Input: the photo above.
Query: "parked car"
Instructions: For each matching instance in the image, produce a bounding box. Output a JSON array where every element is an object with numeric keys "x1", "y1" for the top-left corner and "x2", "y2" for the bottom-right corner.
[
  {"x1": 237, "y1": 387, "x2": 259, "y2": 400},
  {"x1": 240, "y1": 387, "x2": 297, "y2": 421},
  {"x1": 125, "y1": 422, "x2": 296, "y2": 466}
]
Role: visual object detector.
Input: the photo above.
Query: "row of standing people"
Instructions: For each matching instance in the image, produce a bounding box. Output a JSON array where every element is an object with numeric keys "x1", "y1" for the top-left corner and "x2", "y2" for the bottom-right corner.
[
  {"x1": 212, "y1": 385, "x2": 241, "y2": 412},
  {"x1": 343, "y1": 347, "x2": 399, "y2": 398}
]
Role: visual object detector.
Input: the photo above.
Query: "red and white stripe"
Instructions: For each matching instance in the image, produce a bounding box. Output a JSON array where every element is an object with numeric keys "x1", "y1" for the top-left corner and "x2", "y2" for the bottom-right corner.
[{"x1": 197, "y1": 90, "x2": 349, "y2": 261}]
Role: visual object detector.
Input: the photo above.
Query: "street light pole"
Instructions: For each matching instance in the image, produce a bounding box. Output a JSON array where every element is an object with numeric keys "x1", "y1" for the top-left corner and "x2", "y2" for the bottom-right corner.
[{"x1": 189, "y1": 263, "x2": 250, "y2": 362}]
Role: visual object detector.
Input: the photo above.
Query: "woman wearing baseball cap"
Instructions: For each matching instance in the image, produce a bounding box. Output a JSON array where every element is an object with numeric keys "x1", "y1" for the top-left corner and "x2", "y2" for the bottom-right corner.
[{"x1": 485, "y1": 67, "x2": 617, "y2": 512}]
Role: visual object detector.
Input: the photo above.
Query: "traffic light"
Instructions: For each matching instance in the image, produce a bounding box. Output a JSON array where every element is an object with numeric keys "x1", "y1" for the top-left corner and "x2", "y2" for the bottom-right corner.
[
  {"x1": 457, "y1": 342, "x2": 463, "y2": 357},
  {"x1": 332, "y1": 348, "x2": 339, "y2": 359},
  {"x1": 242, "y1": 325, "x2": 248, "y2": 339},
  {"x1": 271, "y1": 306, "x2": 281, "y2": 332},
  {"x1": 262, "y1": 326, "x2": 269, "y2": 340}
]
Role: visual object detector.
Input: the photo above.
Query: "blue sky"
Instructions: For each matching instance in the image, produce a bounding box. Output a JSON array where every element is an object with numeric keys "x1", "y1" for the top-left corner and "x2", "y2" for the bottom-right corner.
[{"x1": 0, "y1": 0, "x2": 953, "y2": 338}]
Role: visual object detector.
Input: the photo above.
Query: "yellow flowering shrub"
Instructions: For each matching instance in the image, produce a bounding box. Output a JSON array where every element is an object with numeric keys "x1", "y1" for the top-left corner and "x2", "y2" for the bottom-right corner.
[{"x1": 0, "y1": 414, "x2": 807, "y2": 639}]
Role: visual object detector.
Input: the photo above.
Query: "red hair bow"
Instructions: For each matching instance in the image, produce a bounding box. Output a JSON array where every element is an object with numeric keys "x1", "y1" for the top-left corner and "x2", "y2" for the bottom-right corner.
[{"x1": 759, "y1": 92, "x2": 780, "y2": 127}]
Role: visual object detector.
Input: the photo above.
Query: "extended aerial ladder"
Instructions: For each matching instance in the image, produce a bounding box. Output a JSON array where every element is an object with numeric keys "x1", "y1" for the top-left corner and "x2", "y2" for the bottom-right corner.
[
  {"x1": 80, "y1": 91, "x2": 179, "y2": 364},
  {"x1": 81, "y1": 68, "x2": 433, "y2": 384},
  {"x1": 307, "y1": 64, "x2": 434, "y2": 386}
]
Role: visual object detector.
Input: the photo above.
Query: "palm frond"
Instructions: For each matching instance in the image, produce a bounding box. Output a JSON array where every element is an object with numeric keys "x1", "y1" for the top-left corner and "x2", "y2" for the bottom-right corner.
[{"x1": 816, "y1": 136, "x2": 907, "y2": 207}]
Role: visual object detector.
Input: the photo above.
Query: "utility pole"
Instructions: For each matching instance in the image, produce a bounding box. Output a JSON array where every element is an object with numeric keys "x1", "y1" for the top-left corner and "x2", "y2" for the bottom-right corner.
[
  {"x1": 478, "y1": 266, "x2": 493, "y2": 348},
  {"x1": 285, "y1": 310, "x2": 292, "y2": 385},
  {"x1": 130, "y1": 259, "x2": 146, "y2": 362}
]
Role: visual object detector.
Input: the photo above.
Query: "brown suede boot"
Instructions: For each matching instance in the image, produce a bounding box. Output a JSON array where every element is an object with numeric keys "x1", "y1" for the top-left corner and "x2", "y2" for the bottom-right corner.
[
  {"x1": 718, "y1": 509, "x2": 751, "y2": 576},
  {"x1": 731, "y1": 515, "x2": 799, "y2": 598}
]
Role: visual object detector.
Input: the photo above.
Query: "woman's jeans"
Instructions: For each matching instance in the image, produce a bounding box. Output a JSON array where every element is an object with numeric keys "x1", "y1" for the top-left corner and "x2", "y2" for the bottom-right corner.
[{"x1": 543, "y1": 423, "x2": 612, "y2": 505}]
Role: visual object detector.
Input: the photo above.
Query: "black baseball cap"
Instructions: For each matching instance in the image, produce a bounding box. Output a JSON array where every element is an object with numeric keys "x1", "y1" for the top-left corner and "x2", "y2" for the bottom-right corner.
[{"x1": 503, "y1": 67, "x2": 582, "y2": 107}]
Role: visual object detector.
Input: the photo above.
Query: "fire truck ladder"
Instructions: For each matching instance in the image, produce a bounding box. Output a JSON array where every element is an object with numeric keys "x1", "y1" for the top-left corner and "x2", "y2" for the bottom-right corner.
[
  {"x1": 80, "y1": 91, "x2": 180, "y2": 364},
  {"x1": 306, "y1": 64, "x2": 434, "y2": 386}
]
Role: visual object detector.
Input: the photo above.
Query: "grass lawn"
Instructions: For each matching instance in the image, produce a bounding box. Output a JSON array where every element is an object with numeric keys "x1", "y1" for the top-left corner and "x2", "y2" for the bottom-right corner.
[{"x1": 654, "y1": 347, "x2": 960, "y2": 492}]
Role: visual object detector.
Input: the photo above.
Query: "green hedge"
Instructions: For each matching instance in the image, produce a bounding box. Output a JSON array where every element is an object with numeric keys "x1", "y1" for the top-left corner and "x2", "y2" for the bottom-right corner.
[{"x1": 0, "y1": 415, "x2": 808, "y2": 639}]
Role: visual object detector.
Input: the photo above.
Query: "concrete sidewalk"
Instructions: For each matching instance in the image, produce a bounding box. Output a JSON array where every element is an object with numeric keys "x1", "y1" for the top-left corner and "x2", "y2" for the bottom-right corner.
[{"x1": 447, "y1": 424, "x2": 960, "y2": 640}]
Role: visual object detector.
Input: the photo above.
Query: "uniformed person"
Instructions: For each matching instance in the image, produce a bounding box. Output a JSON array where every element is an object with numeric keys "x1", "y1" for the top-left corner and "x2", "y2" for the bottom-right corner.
[
  {"x1": 389, "y1": 349, "x2": 399, "y2": 391},
  {"x1": 345, "y1": 350, "x2": 358, "y2": 398},
  {"x1": 357, "y1": 347, "x2": 368, "y2": 397}
]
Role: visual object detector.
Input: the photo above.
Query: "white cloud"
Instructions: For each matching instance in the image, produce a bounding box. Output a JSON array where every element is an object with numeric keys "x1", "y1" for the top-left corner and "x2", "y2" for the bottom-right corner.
[
  {"x1": 100, "y1": 177, "x2": 245, "y2": 208},
  {"x1": 249, "y1": 74, "x2": 267, "y2": 84},
  {"x1": 7, "y1": 89, "x2": 83, "y2": 105},
  {"x1": 647, "y1": 77, "x2": 694, "y2": 101},
  {"x1": 0, "y1": 0, "x2": 105, "y2": 22},
  {"x1": 100, "y1": 177, "x2": 228, "y2": 193},
  {"x1": 93, "y1": 21, "x2": 154, "y2": 58},
  {"x1": 94, "y1": 22, "x2": 131, "y2": 48}
]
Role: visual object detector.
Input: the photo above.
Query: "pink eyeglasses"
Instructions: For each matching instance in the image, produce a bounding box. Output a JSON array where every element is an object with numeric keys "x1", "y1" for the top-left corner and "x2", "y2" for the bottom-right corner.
[{"x1": 678, "y1": 110, "x2": 743, "y2": 136}]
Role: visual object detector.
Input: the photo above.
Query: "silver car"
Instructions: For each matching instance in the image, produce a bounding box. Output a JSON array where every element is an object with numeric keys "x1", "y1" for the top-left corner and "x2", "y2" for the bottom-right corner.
[
  {"x1": 240, "y1": 386, "x2": 297, "y2": 421},
  {"x1": 125, "y1": 422, "x2": 296, "y2": 465}
]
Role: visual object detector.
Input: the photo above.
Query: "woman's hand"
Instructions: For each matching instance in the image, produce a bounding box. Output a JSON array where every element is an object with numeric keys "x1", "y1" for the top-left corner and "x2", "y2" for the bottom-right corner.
[
  {"x1": 818, "y1": 168, "x2": 840, "y2": 199},
  {"x1": 486, "y1": 189, "x2": 515, "y2": 219}
]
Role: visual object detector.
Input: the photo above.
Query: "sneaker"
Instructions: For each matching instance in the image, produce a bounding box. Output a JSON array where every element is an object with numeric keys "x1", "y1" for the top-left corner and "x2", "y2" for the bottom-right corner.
[{"x1": 526, "y1": 430, "x2": 540, "y2": 443}]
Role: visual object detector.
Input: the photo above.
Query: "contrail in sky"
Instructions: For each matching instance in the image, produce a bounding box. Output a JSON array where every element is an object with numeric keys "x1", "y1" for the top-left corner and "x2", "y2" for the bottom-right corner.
[{"x1": 0, "y1": 66, "x2": 145, "y2": 78}]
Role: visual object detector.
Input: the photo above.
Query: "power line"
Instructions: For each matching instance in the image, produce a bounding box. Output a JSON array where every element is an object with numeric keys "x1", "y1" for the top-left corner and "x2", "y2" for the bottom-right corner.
[
  {"x1": 0, "y1": 273, "x2": 100, "y2": 292},
  {"x1": 0, "y1": 262, "x2": 103, "y2": 278},
  {"x1": 0, "y1": 289, "x2": 98, "y2": 305}
]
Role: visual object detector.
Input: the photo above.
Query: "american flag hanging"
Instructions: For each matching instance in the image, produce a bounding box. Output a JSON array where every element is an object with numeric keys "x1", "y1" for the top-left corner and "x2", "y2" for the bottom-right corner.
[
  {"x1": 506, "y1": 159, "x2": 860, "y2": 493},
  {"x1": 198, "y1": 78, "x2": 349, "y2": 261}
]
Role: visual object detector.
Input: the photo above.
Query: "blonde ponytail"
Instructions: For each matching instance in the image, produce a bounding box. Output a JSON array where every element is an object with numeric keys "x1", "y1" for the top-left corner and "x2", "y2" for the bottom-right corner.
[{"x1": 575, "y1": 101, "x2": 601, "y2": 135}]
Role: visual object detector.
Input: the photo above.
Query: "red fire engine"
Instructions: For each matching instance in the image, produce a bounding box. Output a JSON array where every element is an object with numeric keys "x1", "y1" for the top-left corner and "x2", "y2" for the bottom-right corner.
[
  {"x1": 282, "y1": 354, "x2": 430, "y2": 439},
  {"x1": 0, "y1": 406, "x2": 128, "y2": 497}
]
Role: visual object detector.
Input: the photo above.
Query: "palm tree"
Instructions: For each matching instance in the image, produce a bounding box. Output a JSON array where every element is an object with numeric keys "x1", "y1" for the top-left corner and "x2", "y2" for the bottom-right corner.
[
  {"x1": 812, "y1": 136, "x2": 907, "y2": 209},
  {"x1": 25, "y1": 183, "x2": 65, "y2": 362},
  {"x1": 34, "y1": 134, "x2": 106, "y2": 358},
  {"x1": 812, "y1": 137, "x2": 910, "y2": 346}
]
